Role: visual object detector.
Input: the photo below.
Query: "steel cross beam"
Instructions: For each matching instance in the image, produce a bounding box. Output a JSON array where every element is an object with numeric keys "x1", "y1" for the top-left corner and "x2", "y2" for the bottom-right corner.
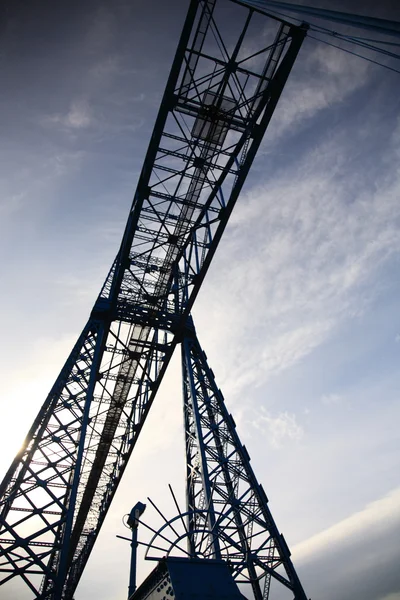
[
  {"x1": 181, "y1": 323, "x2": 308, "y2": 600},
  {"x1": 0, "y1": 1, "x2": 307, "y2": 598}
]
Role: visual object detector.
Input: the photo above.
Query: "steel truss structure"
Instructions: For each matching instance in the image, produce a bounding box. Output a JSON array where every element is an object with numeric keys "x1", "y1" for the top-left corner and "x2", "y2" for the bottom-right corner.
[
  {"x1": 0, "y1": 1, "x2": 307, "y2": 599},
  {"x1": 181, "y1": 326, "x2": 307, "y2": 599}
]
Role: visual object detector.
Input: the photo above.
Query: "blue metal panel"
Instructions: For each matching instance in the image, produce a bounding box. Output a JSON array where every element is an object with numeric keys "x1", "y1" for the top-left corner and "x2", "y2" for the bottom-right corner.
[{"x1": 131, "y1": 558, "x2": 247, "y2": 600}]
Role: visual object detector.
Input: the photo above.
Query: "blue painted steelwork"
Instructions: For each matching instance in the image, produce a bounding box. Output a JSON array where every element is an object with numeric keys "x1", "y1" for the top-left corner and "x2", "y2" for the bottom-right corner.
[
  {"x1": 181, "y1": 327, "x2": 308, "y2": 600},
  {"x1": 0, "y1": 1, "x2": 307, "y2": 598},
  {"x1": 131, "y1": 557, "x2": 247, "y2": 600}
]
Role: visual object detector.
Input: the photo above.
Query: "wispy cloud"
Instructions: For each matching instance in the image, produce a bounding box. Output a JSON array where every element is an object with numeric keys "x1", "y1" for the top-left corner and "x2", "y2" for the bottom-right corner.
[
  {"x1": 64, "y1": 100, "x2": 92, "y2": 128},
  {"x1": 89, "y1": 55, "x2": 123, "y2": 82},
  {"x1": 0, "y1": 192, "x2": 25, "y2": 216},
  {"x1": 43, "y1": 99, "x2": 93, "y2": 130},
  {"x1": 250, "y1": 407, "x2": 304, "y2": 448},
  {"x1": 0, "y1": 148, "x2": 86, "y2": 230},
  {"x1": 84, "y1": 5, "x2": 117, "y2": 55},
  {"x1": 267, "y1": 39, "x2": 370, "y2": 141},
  {"x1": 321, "y1": 392, "x2": 343, "y2": 405},
  {"x1": 196, "y1": 115, "x2": 400, "y2": 400}
]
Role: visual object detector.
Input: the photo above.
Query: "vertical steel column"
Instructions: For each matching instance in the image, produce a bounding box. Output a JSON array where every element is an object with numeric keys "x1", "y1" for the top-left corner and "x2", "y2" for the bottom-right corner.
[
  {"x1": 181, "y1": 326, "x2": 308, "y2": 600},
  {"x1": 182, "y1": 333, "x2": 222, "y2": 562}
]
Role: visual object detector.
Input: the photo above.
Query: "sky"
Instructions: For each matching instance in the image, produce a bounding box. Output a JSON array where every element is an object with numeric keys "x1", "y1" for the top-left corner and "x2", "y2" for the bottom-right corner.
[{"x1": 0, "y1": 0, "x2": 400, "y2": 599}]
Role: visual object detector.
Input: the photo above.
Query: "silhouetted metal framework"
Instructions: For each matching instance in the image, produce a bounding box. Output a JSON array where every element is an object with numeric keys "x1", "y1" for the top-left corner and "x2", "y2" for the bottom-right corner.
[
  {"x1": 181, "y1": 325, "x2": 307, "y2": 599},
  {"x1": 0, "y1": 1, "x2": 307, "y2": 599}
]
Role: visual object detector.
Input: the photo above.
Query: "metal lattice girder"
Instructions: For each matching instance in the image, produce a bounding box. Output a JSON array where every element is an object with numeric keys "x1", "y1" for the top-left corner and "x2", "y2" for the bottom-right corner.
[
  {"x1": 0, "y1": 1, "x2": 307, "y2": 598},
  {"x1": 0, "y1": 323, "x2": 103, "y2": 599},
  {"x1": 181, "y1": 324, "x2": 308, "y2": 600}
]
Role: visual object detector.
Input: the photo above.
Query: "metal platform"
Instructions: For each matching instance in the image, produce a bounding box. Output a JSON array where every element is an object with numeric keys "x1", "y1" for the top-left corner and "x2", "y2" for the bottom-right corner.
[{"x1": 129, "y1": 557, "x2": 247, "y2": 600}]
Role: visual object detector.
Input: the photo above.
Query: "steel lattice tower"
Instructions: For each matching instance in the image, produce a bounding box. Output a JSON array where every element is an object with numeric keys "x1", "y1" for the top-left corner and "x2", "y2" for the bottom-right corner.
[
  {"x1": 181, "y1": 324, "x2": 307, "y2": 599},
  {"x1": 0, "y1": 1, "x2": 308, "y2": 599}
]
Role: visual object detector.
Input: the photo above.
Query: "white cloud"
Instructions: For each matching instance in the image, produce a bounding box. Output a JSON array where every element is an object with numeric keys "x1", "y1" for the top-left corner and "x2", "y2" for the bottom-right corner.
[
  {"x1": 250, "y1": 407, "x2": 304, "y2": 448},
  {"x1": 44, "y1": 99, "x2": 92, "y2": 130},
  {"x1": 267, "y1": 40, "x2": 370, "y2": 140},
  {"x1": 321, "y1": 392, "x2": 342, "y2": 405},
  {"x1": 90, "y1": 55, "x2": 121, "y2": 81},
  {"x1": 65, "y1": 99, "x2": 92, "y2": 128},
  {"x1": 0, "y1": 191, "x2": 25, "y2": 216},
  {"x1": 84, "y1": 5, "x2": 117, "y2": 54},
  {"x1": 196, "y1": 118, "x2": 400, "y2": 400}
]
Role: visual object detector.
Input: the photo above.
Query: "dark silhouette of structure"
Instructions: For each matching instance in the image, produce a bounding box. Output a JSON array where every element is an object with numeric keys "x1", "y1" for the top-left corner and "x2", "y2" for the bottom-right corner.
[{"x1": 0, "y1": 1, "x2": 308, "y2": 598}]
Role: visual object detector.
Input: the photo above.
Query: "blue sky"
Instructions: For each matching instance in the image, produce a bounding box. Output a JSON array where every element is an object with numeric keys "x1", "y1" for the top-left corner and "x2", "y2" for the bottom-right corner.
[{"x1": 1, "y1": 1, "x2": 400, "y2": 599}]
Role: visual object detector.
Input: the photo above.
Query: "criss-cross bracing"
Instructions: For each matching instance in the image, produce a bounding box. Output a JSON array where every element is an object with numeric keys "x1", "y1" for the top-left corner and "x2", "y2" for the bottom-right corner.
[
  {"x1": 182, "y1": 326, "x2": 307, "y2": 600},
  {"x1": 0, "y1": 1, "x2": 307, "y2": 598}
]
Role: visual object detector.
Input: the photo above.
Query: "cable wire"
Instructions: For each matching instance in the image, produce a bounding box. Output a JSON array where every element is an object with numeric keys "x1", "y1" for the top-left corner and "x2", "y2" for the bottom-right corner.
[
  {"x1": 307, "y1": 34, "x2": 400, "y2": 74},
  {"x1": 237, "y1": 2, "x2": 400, "y2": 73}
]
